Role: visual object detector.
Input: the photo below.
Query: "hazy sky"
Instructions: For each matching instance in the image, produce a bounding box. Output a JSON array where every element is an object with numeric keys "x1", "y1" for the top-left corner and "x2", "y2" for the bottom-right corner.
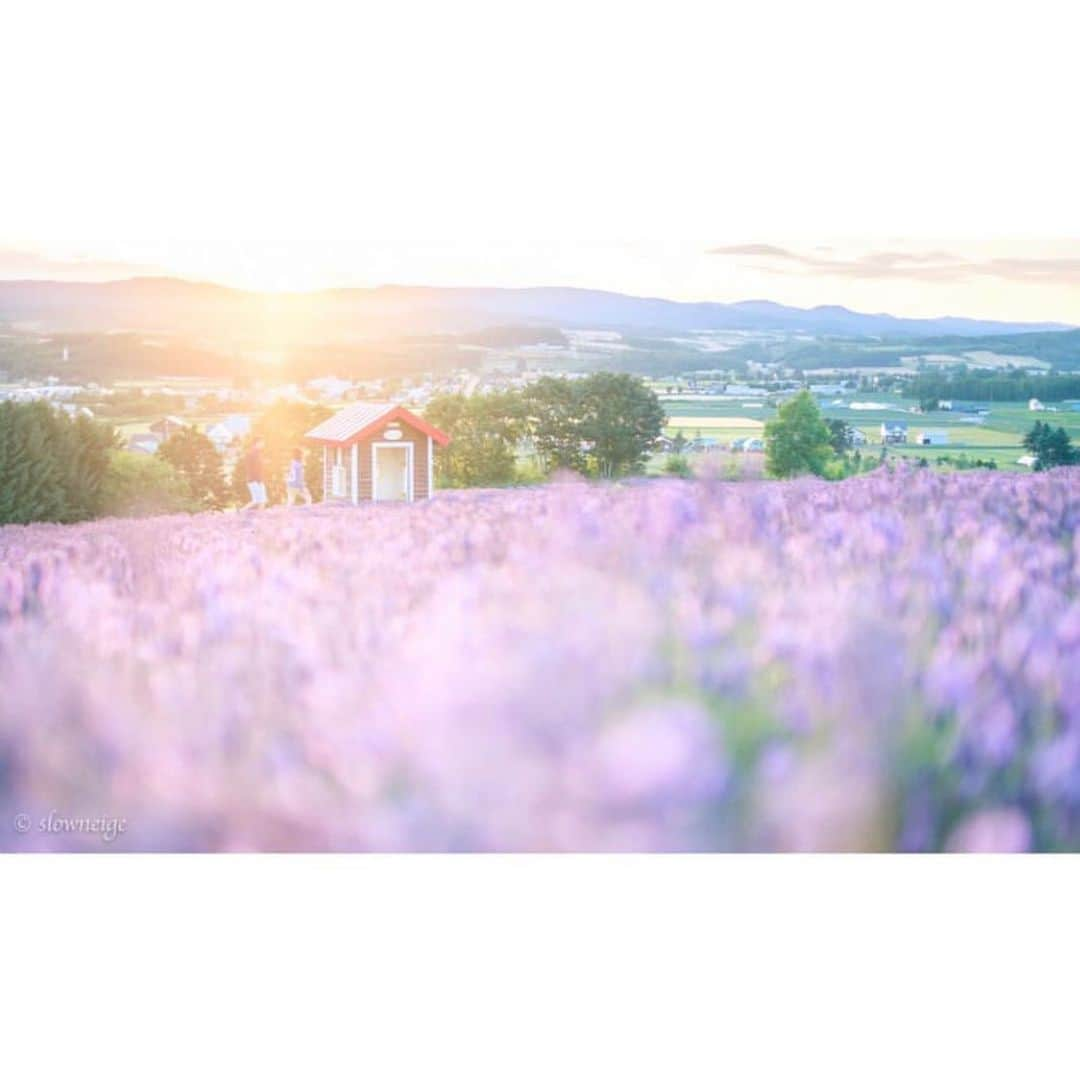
[{"x1": 3, "y1": 1, "x2": 1079, "y2": 322}]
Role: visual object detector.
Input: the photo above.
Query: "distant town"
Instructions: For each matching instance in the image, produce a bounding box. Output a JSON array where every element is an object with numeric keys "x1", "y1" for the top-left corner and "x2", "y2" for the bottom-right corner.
[
  {"x1": 5, "y1": 338, "x2": 1080, "y2": 473},
  {"x1": 3, "y1": 277, "x2": 1080, "y2": 476}
]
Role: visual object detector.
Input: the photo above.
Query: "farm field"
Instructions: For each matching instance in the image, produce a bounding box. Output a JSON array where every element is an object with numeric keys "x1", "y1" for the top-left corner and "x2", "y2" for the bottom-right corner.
[
  {"x1": 113, "y1": 415, "x2": 233, "y2": 437},
  {"x1": 662, "y1": 396, "x2": 1080, "y2": 469},
  {"x1": 664, "y1": 415, "x2": 764, "y2": 429},
  {"x1": 2, "y1": 467, "x2": 1078, "y2": 852},
  {"x1": 664, "y1": 413, "x2": 765, "y2": 444},
  {"x1": 887, "y1": 445, "x2": 1029, "y2": 470}
]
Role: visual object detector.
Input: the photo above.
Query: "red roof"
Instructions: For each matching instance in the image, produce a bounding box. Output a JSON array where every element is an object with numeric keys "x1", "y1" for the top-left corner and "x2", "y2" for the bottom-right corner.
[{"x1": 304, "y1": 402, "x2": 450, "y2": 447}]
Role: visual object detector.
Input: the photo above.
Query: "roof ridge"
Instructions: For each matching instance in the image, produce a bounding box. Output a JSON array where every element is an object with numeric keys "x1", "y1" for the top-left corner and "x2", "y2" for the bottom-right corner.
[{"x1": 304, "y1": 401, "x2": 450, "y2": 447}]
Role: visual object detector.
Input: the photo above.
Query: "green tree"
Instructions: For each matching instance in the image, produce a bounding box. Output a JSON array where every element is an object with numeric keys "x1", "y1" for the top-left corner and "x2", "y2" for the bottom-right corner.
[
  {"x1": 576, "y1": 373, "x2": 666, "y2": 478},
  {"x1": 425, "y1": 391, "x2": 526, "y2": 487},
  {"x1": 0, "y1": 401, "x2": 117, "y2": 524},
  {"x1": 521, "y1": 376, "x2": 586, "y2": 474},
  {"x1": 1023, "y1": 421, "x2": 1079, "y2": 470},
  {"x1": 231, "y1": 401, "x2": 332, "y2": 505},
  {"x1": 764, "y1": 390, "x2": 833, "y2": 478},
  {"x1": 156, "y1": 427, "x2": 228, "y2": 510},
  {"x1": 99, "y1": 452, "x2": 196, "y2": 517},
  {"x1": 825, "y1": 418, "x2": 854, "y2": 454}
]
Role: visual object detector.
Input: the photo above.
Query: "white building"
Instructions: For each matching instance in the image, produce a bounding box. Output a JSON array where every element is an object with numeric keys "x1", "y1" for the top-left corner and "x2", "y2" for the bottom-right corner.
[
  {"x1": 1029, "y1": 398, "x2": 1045, "y2": 411},
  {"x1": 307, "y1": 376, "x2": 353, "y2": 400},
  {"x1": 206, "y1": 414, "x2": 252, "y2": 453},
  {"x1": 127, "y1": 433, "x2": 161, "y2": 455},
  {"x1": 0, "y1": 384, "x2": 82, "y2": 403}
]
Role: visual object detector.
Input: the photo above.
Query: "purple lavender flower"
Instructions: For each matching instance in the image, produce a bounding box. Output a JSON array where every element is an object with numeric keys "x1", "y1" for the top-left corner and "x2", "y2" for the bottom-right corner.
[{"x1": 0, "y1": 467, "x2": 1078, "y2": 851}]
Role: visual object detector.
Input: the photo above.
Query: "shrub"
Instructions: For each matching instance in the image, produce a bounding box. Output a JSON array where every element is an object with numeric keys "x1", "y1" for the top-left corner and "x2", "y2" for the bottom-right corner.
[
  {"x1": 662, "y1": 454, "x2": 694, "y2": 478},
  {"x1": 157, "y1": 427, "x2": 229, "y2": 510},
  {"x1": 99, "y1": 452, "x2": 196, "y2": 517}
]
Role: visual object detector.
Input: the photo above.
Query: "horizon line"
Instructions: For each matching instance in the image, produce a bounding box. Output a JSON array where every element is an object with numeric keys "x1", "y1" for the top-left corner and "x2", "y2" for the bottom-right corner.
[{"x1": 0, "y1": 274, "x2": 1073, "y2": 330}]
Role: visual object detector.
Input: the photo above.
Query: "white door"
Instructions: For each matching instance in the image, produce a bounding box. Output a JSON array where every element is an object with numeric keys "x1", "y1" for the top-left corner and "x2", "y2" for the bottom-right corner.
[{"x1": 374, "y1": 445, "x2": 410, "y2": 501}]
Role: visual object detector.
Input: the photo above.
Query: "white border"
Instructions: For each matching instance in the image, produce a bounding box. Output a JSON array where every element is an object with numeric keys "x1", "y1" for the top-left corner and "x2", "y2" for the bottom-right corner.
[
  {"x1": 4, "y1": 857, "x2": 1077, "y2": 1079},
  {"x1": 371, "y1": 440, "x2": 414, "y2": 502}
]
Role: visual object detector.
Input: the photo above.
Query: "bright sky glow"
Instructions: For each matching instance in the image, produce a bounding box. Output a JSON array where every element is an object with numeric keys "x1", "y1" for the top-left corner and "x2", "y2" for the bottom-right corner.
[{"x1": 3, "y1": 0, "x2": 1079, "y2": 321}]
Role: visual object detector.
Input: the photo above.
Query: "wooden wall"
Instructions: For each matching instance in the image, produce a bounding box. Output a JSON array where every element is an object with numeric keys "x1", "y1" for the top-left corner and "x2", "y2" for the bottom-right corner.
[
  {"x1": 356, "y1": 423, "x2": 431, "y2": 501},
  {"x1": 321, "y1": 419, "x2": 433, "y2": 502}
]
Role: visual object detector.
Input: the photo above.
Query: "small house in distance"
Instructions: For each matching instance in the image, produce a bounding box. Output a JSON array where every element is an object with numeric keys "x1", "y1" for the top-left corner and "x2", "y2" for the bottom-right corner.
[
  {"x1": 127, "y1": 432, "x2": 162, "y2": 455},
  {"x1": 206, "y1": 414, "x2": 252, "y2": 454},
  {"x1": 305, "y1": 402, "x2": 450, "y2": 504},
  {"x1": 918, "y1": 430, "x2": 949, "y2": 446},
  {"x1": 148, "y1": 415, "x2": 189, "y2": 441},
  {"x1": 880, "y1": 421, "x2": 909, "y2": 444},
  {"x1": 950, "y1": 402, "x2": 989, "y2": 417},
  {"x1": 730, "y1": 436, "x2": 764, "y2": 452}
]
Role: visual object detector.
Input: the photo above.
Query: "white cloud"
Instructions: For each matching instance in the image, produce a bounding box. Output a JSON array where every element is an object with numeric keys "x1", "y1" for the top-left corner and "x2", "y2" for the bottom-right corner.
[{"x1": 708, "y1": 244, "x2": 1080, "y2": 286}]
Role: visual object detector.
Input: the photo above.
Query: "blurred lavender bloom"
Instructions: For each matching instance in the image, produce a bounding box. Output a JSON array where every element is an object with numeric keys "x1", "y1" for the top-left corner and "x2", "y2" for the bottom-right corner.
[
  {"x1": 0, "y1": 467, "x2": 1078, "y2": 851},
  {"x1": 947, "y1": 808, "x2": 1032, "y2": 853}
]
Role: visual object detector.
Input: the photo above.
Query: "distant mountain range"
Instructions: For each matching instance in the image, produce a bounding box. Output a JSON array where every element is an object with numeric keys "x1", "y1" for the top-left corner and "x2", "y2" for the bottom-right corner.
[{"x1": 0, "y1": 277, "x2": 1071, "y2": 341}]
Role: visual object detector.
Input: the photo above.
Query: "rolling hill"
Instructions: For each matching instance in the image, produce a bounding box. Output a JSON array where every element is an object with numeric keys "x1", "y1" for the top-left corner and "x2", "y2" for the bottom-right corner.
[{"x1": 0, "y1": 277, "x2": 1070, "y2": 341}]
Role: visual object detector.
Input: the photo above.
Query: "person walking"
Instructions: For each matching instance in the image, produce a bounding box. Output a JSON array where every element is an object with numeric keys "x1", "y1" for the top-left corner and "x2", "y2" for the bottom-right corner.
[
  {"x1": 285, "y1": 447, "x2": 313, "y2": 507},
  {"x1": 241, "y1": 437, "x2": 269, "y2": 510}
]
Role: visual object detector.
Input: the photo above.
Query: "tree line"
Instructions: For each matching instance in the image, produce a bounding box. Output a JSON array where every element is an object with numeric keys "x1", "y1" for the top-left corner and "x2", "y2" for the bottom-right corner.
[
  {"x1": 0, "y1": 400, "x2": 333, "y2": 525},
  {"x1": 0, "y1": 375, "x2": 665, "y2": 524},
  {"x1": 1023, "y1": 422, "x2": 1080, "y2": 469},
  {"x1": 426, "y1": 373, "x2": 666, "y2": 486},
  {"x1": 0, "y1": 401, "x2": 117, "y2": 524},
  {"x1": 906, "y1": 372, "x2": 1080, "y2": 404},
  {"x1": 5, "y1": 383, "x2": 1078, "y2": 526}
]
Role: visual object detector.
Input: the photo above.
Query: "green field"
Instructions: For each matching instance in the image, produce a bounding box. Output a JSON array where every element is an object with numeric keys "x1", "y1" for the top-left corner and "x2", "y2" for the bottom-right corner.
[
  {"x1": 114, "y1": 415, "x2": 232, "y2": 437},
  {"x1": 663, "y1": 397, "x2": 1080, "y2": 471}
]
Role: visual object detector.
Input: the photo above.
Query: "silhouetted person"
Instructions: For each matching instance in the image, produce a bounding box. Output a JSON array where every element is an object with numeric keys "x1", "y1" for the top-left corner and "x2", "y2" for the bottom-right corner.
[{"x1": 285, "y1": 447, "x2": 312, "y2": 507}]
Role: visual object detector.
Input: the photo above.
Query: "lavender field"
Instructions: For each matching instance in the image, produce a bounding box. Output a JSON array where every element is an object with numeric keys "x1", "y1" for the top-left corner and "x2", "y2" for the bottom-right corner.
[{"x1": 2, "y1": 467, "x2": 1079, "y2": 852}]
